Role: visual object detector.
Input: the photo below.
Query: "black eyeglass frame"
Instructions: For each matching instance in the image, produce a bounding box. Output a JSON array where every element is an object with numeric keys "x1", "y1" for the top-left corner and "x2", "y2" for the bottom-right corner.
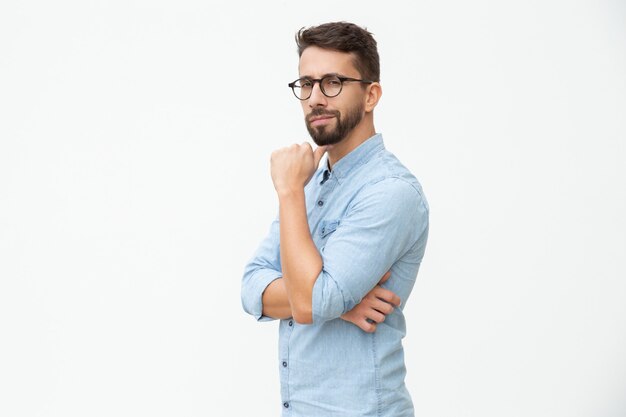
[{"x1": 288, "y1": 75, "x2": 374, "y2": 100}]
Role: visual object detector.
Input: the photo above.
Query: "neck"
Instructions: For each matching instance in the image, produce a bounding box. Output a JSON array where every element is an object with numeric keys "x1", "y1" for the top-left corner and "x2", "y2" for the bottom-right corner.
[{"x1": 326, "y1": 117, "x2": 376, "y2": 169}]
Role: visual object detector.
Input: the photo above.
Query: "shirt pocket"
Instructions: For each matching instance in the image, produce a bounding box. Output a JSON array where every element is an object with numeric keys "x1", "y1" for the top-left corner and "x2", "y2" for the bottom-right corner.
[{"x1": 319, "y1": 219, "x2": 340, "y2": 239}]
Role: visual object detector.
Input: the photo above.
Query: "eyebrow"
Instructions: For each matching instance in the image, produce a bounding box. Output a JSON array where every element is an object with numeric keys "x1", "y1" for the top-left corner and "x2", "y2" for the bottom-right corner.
[{"x1": 298, "y1": 72, "x2": 342, "y2": 79}]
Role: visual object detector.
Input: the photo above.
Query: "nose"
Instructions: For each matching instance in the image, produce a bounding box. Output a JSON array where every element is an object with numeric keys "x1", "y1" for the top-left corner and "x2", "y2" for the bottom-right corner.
[{"x1": 307, "y1": 81, "x2": 328, "y2": 108}]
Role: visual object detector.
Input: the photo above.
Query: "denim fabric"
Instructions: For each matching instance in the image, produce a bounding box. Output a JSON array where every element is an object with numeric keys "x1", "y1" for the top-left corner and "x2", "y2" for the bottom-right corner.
[{"x1": 242, "y1": 133, "x2": 429, "y2": 417}]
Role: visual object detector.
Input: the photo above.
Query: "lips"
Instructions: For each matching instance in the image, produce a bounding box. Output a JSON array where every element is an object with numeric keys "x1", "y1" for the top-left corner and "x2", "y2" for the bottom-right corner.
[
  {"x1": 310, "y1": 115, "x2": 334, "y2": 122},
  {"x1": 309, "y1": 115, "x2": 335, "y2": 126}
]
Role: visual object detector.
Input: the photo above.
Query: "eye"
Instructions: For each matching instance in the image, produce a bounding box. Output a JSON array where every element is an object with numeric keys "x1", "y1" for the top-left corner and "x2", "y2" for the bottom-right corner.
[
  {"x1": 298, "y1": 79, "x2": 313, "y2": 88},
  {"x1": 326, "y1": 78, "x2": 341, "y2": 86}
]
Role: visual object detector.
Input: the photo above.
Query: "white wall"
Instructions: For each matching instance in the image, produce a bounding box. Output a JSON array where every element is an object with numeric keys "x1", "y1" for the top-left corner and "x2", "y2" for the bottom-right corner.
[{"x1": 1, "y1": 1, "x2": 625, "y2": 416}]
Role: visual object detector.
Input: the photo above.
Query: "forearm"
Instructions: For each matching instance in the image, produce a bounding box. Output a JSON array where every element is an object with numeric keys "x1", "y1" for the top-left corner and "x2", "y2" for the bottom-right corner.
[
  {"x1": 261, "y1": 278, "x2": 293, "y2": 319},
  {"x1": 278, "y1": 189, "x2": 323, "y2": 324}
]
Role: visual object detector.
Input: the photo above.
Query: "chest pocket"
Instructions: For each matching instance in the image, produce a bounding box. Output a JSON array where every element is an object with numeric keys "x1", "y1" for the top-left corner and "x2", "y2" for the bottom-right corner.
[{"x1": 319, "y1": 219, "x2": 340, "y2": 239}]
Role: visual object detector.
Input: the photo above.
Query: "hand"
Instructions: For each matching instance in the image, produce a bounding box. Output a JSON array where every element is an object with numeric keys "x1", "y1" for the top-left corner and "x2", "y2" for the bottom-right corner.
[
  {"x1": 341, "y1": 271, "x2": 401, "y2": 333},
  {"x1": 270, "y1": 142, "x2": 326, "y2": 194}
]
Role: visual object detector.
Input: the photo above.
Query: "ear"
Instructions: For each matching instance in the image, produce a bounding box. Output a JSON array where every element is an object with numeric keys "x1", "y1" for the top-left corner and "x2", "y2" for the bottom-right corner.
[{"x1": 364, "y1": 82, "x2": 382, "y2": 113}]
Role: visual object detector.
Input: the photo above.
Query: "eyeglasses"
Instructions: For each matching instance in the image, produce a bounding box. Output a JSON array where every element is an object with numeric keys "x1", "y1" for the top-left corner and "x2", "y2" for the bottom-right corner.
[{"x1": 288, "y1": 75, "x2": 373, "y2": 100}]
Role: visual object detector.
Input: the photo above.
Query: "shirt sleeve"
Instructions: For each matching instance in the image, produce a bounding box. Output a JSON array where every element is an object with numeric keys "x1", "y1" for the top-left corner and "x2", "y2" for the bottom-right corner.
[
  {"x1": 241, "y1": 218, "x2": 283, "y2": 322},
  {"x1": 311, "y1": 177, "x2": 429, "y2": 323}
]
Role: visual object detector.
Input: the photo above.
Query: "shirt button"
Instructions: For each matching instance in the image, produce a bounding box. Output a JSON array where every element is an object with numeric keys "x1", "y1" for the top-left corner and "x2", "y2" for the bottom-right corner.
[
  {"x1": 288, "y1": 320, "x2": 293, "y2": 327},
  {"x1": 283, "y1": 402, "x2": 289, "y2": 408},
  {"x1": 282, "y1": 361, "x2": 288, "y2": 367},
  {"x1": 317, "y1": 200, "x2": 324, "y2": 206}
]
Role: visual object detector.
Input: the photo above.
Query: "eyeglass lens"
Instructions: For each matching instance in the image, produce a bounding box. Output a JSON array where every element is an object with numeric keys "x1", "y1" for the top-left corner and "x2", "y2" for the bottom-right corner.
[{"x1": 293, "y1": 76, "x2": 342, "y2": 99}]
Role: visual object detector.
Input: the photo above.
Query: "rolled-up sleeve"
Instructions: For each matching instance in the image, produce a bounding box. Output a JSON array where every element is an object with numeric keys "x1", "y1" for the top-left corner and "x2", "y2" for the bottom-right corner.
[
  {"x1": 241, "y1": 219, "x2": 283, "y2": 322},
  {"x1": 311, "y1": 177, "x2": 429, "y2": 323}
]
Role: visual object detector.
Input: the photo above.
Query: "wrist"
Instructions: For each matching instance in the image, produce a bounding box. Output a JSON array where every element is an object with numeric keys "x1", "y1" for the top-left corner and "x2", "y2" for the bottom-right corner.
[{"x1": 276, "y1": 186, "x2": 304, "y2": 200}]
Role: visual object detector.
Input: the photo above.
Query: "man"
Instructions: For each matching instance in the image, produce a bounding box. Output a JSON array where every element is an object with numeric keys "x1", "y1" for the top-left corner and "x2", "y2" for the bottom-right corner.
[{"x1": 241, "y1": 22, "x2": 429, "y2": 416}]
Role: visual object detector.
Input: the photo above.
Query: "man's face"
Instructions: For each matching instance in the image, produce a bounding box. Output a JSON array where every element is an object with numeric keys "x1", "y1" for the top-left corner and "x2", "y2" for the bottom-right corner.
[{"x1": 298, "y1": 46, "x2": 366, "y2": 146}]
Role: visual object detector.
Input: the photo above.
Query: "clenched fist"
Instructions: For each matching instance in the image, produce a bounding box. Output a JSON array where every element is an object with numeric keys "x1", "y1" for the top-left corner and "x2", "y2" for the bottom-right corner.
[{"x1": 270, "y1": 142, "x2": 327, "y2": 194}]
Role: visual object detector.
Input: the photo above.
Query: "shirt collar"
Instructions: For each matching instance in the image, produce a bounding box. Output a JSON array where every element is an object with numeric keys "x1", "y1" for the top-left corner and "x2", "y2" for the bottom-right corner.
[{"x1": 323, "y1": 133, "x2": 384, "y2": 183}]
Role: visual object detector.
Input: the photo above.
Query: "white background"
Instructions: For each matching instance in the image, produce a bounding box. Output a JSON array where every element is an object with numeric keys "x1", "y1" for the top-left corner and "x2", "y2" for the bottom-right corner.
[{"x1": 1, "y1": 1, "x2": 625, "y2": 416}]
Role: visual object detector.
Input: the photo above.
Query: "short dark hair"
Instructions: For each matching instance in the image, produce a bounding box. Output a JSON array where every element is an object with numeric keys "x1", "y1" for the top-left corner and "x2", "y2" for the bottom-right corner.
[{"x1": 295, "y1": 21, "x2": 380, "y2": 83}]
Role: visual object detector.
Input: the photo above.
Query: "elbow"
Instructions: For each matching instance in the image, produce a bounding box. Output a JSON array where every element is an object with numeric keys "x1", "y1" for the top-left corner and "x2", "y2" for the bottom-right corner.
[
  {"x1": 286, "y1": 278, "x2": 317, "y2": 324},
  {"x1": 240, "y1": 280, "x2": 260, "y2": 318},
  {"x1": 240, "y1": 294, "x2": 252, "y2": 316},
  {"x1": 292, "y1": 306, "x2": 313, "y2": 324},
  {"x1": 240, "y1": 282, "x2": 251, "y2": 314}
]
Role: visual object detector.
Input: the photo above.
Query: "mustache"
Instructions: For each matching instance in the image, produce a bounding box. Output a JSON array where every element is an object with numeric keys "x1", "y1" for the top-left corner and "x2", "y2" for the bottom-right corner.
[{"x1": 306, "y1": 108, "x2": 340, "y2": 122}]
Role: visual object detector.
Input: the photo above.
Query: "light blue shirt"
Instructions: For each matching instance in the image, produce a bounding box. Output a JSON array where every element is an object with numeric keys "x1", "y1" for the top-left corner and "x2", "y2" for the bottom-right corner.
[{"x1": 241, "y1": 133, "x2": 429, "y2": 417}]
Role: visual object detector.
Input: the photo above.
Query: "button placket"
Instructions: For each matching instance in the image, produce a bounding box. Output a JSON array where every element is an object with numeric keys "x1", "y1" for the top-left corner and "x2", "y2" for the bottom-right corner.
[
  {"x1": 315, "y1": 172, "x2": 336, "y2": 210},
  {"x1": 280, "y1": 318, "x2": 293, "y2": 413}
]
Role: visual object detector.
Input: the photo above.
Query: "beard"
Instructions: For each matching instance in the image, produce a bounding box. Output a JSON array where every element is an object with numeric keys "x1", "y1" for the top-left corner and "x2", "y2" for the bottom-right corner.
[{"x1": 305, "y1": 102, "x2": 364, "y2": 146}]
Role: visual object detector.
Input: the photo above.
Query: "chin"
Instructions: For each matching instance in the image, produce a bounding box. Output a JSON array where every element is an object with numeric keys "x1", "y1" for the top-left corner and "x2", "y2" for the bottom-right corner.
[
  {"x1": 312, "y1": 136, "x2": 344, "y2": 147},
  {"x1": 309, "y1": 129, "x2": 339, "y2": 147}
]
